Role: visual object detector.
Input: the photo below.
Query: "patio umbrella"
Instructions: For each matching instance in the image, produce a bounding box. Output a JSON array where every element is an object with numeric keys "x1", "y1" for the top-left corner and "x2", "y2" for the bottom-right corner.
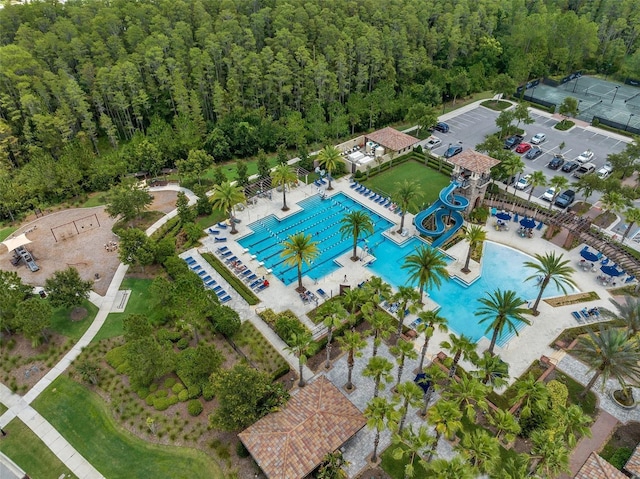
[
  {"x1": 580, "y1": 250, "x2": 599, "y2": 262},
  {"x1": 496, "y1": 211, "x2": 511, "y2": 221},
  {"x1": 601, "y1": 264, "x2": 623, "y2": 277},
  {"x1": 1, "y1": 233, "x2": 31, "y2": 253},
  {"x1": 520, "y1": 217, "x2": 536, "y2": 229}
]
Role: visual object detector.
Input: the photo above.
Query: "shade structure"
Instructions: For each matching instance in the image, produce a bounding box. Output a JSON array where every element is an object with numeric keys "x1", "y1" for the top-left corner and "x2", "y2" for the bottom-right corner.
[
  {"x1": 496, "y1": 212, "x2": 511, "y2": 221},
  {"x1": 601, "y1": 265, "x2": 624, "y2": 277},
  {"x1": 1, "y1": 233, "x2": 32, "y2": 252},
  {"x1": 581, "y1": 250, "x2": 599, "y2": 262},
  {"x1": 520, "y1": 217, "x2": 536, "y2": 229}
]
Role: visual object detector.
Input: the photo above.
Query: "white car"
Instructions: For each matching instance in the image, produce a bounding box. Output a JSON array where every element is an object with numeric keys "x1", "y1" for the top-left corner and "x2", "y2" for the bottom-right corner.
[
  {"x1": 541, "y1": 187, "x2": 557, "y2": 201},
  {"x1": 531, "y1": 133, "x2": 546, "y2": 145},
  {"x1": 576, "y1": 150, "x2": 595, "y2": 164},
  {"x1": 424, "y1": 136, "x2": 442, "y2": 150},
  {"x1": 514, "y1": 175, "x2": 532, "y2": 190},
  {"x1": 596, "y1": 163, "x2": 613, "y2": 179}
]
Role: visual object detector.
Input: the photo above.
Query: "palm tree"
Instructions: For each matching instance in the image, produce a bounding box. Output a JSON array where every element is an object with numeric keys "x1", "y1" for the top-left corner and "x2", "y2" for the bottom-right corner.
[
  {"x1": 601, "y1": 190, "x2": 630, "y2": 217},
  {"x1": 487, "y1": 409, "x2": 520, "y2": 445},
  {"x1": 427, "y1": 456, "x2": 476, "y2": 479},
  {"x1": 340, "y1": 288, "x2": 366, "y2": 314},
  {"x1": 391, "y1": 338, "x2": 418, "y2": 390},
  {"x1": 511, "y1": 373, "x2": 549, "y2": 418},
  {"x1": 472, "y1": 351, "x2": 509, "y2": 388},
  {"x1": 394, "y1": 381, "x2": 423, "y2": 433},
  {"x1": 285, "y1": 331, "x2": 313, "y2": 387},
  {"x1": 573, "y1": 173, "x2": 600, "y2": 204},
  {"x1": 501, "y1": 154, "x2": 524, "y2": 195},
  {"x1": 418, "y1": 363, "x2": 447, "y2": 416},
  {"x1": 444, "y1": 375, "x2": 488, "y2": 421},
  {"x1": 572, "y1": 325, "x2": 640, "y2": 398},
  {"x1": 426, "y1": 399, "x2": 463, "y2": 461},
  {"x1": 621, "y1": 207, "x2": 640, "y2": 243},
  {"x1": 475, "y1": 289, "x2": 530, "y2": 355},
  {"x1": 280, "y1": 232, "x2": 319, "y2": 292},
  {"x1": 271, "y1": 163, "x2": 297, "y2": 211},
  {"x1": 364, "y1": 305, "x2": 395, "y2": 357},
  {"x1": 318, "y1": 301, "x2": 347, "y2": 369},
  {"x1": 209, "y1": 181, "x2": 245, "y2": 234},
  {"x1": 336, "y1": 330, "x2": 367, "y2": 390},
  {"x1": 457, "y1": 429, "x2": 500, "y2": 474},
  {"x1": 415, "y1": 311, "x2": 448, "y2": 372},
  {"x1": 402, "y1": 245, "x2": 449, "y2": 303},
  {"x1": 492, "y1": 454, "x2": 530, "y2": 479},
  {"x1": 440, "y1": 333, "x2": 477, "y2": 378},
  {"x1": 527, "y1": 170, "x2": 547, "y2": 202},
  {"x1": 530, "y1": 429, "x2": 570, "y2": 478},
  {"x1": 363, "y1": 276, "x2": 392, "y2": 304},
  {"x1": 603, "y1": 296, "x2": 640, "y2": 336},
  {"x1": 317, "y1": 145, "x2": 341, "y2": 190},
  {"x1": 524, "y1": 251, "x2": 576, "y2": 315},
  {"x1": 392, "y1": 180, "x2": 423, "y2": 234},
  {"x1": 391, "y1": 424, "x2": 434, "y2": 478},
  {"x1": 391, "y1": 285, "x2": 421, "y2": 338},
  {"x1": 555, "y1": 404, "x2": 592, "y2": 448},
  {"x1": 339, "y1": 211, "x2": 374, "y2": 261},
  {"x1": 364, "y1": 397, "x2": 398, "y2": 463},
  {"x1": 461, "y1": 225, "x2": 486, "y2": 273},
  {"x1": 548, "y1": 175, "x2": 569, "y2": 209},
  {"x1": 363, "y1": 355, "x2": 394, "y2": 399}
]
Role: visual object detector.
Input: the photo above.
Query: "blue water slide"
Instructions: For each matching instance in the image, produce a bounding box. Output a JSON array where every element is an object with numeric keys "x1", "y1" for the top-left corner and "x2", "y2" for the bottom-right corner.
[{"x1": 414, "y1": 182, "x2": 469, "y2": 246}]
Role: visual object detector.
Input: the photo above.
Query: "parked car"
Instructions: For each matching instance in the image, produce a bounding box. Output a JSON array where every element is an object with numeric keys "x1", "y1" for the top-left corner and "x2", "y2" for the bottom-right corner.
[
  {"x1": 555, "y1": 189, "x2": 576, "y2": 208},
  {"x1": 443, "y1": 144, "x2": 462, "y2": 158},
  {"x1": 596, "y1": 163, "x2": 613, "y2": 179},
  {"x1": 548, "y1": 154, "x2": 565, "y2": 170},
  {"x1": 433, "y1": 122, "x2": 449, "y2": 133},
  {"x1": 516, "y1": 142, "x2": 532, "y2": 154},
  {"x1": 542, "y1": 187, "x2": 557, "y2": 201},
  {"x1": 531, "y1": 133, "x2": 546, "y2": 144},
  {"x1": 576, "y1": 150, "x2": 595, "y2": 164},
  {"x1": 562, "y1": 160, "x2": 579, "y2": 173},
  {"x1": 504, "y1": 134, "x2": 524, "y2": 149},
  {"x1": 525, "y1": 146, "x2": 543, "y2": 159},
  {"x1": 514, "y1": 175, "x2": 532, "y2": 190},
  {"x1": 425, "y1": 136, "x2": 442, "y2": 150},
  {"x1": 573, "y1": 162, "x2": 596, "y2": 178}
]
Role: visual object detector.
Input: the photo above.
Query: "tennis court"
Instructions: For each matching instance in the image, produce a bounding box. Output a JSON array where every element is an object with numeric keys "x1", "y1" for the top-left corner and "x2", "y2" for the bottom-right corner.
[{"x1": 524, "y1": 75, "x2": 640, "y2": 134}]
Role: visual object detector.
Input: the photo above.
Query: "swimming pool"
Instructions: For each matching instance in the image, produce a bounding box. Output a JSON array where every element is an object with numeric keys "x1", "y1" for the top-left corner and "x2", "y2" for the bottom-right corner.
[
  {"x1": 238, "y1": 193, "x2": 396, "y2": 285},
  {"x1": 369, "y1": 241, "x2": 577, "y2": 344}
]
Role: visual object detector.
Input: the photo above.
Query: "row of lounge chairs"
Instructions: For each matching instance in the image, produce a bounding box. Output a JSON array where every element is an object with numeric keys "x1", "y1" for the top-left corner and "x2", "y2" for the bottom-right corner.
[
  {"x1": 313, "y1": 178, "x2": 327, "y2": 187},
  {"x1": 300, "y1": 289, "x2": 318, "y2": 304},
  {"x1": 349, "y1": 181, "x2": 402, "y2": 214},
  {"x1": 217, "y1": 246, "x2": 270, "y2": 293},
  {"x1": 571, "y1": 307, "x2": 600, "y2": 324},
  {"x1": 183, "y1": 255, "x2": 231, "y2": 303}
]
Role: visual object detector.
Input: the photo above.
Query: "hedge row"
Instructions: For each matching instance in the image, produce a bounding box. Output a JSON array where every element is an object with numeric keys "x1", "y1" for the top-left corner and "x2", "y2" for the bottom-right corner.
[{"x1": 201, "y1": 252, "x2": 260, "y2": 306}]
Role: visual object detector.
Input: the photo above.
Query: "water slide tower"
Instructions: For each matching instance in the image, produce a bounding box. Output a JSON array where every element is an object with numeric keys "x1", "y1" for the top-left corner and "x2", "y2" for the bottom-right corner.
[{"x1": 446, "y1": 150, "x2": 500, "y2": 213}]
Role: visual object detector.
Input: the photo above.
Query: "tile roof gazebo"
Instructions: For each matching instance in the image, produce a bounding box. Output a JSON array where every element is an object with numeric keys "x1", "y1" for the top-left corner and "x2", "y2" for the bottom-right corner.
[
  {"x1": 365, "y1": 127, "x2": 418, "y2": 154},
  {"x1": 447, "y1": 149, "x2": 500, "y2": 212},
  {"x1": 238, "y1": 376, "x2": 366, "y2": 479},
  {"x1": 574, "y1": 452, "x2": 627, "y2": 478}
]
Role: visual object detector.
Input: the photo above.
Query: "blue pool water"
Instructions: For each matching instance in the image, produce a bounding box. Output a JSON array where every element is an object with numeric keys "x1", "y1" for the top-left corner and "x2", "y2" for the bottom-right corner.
[
  {"x1": 238, "y1": 193, "x2": 576, "y2": 345},
  {"x1": 238, "y1": 193, "x2": 396, "y2": 285},
  {"x1": 369, "y1": 241, "x2": 577, "y2": 343}
]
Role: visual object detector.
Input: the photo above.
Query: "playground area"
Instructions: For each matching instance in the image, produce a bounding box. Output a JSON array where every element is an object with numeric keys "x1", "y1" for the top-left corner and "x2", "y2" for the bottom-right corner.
[
  {"x1": 526, "y1": 75, "x2": 640, "y2": 133},
  {"x1": 0, "y1": 190, "x2": 178, "y2": 295}
]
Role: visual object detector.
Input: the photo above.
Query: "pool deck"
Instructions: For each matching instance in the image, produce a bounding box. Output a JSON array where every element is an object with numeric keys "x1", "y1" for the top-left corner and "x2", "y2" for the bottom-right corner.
[{"x1": 198, "y1": 176, "x2": 622, "y2": 386}]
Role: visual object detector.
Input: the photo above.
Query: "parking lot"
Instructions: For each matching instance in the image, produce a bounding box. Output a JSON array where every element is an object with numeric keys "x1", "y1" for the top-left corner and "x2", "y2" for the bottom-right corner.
[{"x1": 426, "y1": 104, "x2": 631, "y2": 205}]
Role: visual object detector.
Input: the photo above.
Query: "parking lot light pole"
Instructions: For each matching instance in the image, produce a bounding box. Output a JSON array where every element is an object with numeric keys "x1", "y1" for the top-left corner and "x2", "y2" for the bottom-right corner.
[
  {"x1": 626, "y1": 113, "x2": 635, "y2": 130},
  {"x1": 572, "y1": 76, "x2": 580, "y2": 93},
  {"x1": 612, "y1": 86, "x2": 619, "y2": 104}
]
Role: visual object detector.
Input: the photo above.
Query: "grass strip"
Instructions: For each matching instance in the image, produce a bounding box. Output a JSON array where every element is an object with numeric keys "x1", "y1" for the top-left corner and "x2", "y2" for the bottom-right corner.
[
  {"x1": 0, "y1": 418, "x2": 78, "y2": 479},
  {"x1": 201, "y1": 252, "x2": 260, "y2": 305},
  {"x1": 50, "y1": 299, "x2": 98, "y2": 341},
  {"x1": 0, "y1": 226, "x2": 18, "y2": 242},
  {"x1": 32, "y1": 376, "x2": 224, "y2": 479}
]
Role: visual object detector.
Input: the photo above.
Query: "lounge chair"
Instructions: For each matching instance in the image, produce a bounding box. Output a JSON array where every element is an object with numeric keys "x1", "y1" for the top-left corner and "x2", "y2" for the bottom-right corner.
[
  {"x1": 244, "y1": 274, "x2": 257, "y2": 283},
  {"x1": 571, "y1": 311, "x2": 584, "y2": 324},
  {"x1": 220, "y1": 250, "x2": 233, "y2": 258},
  {"x1": 254, "y1": 283, "x2": 268, "y2": 292},
  {"x1": 225, "y1": 256, "x2": 238, "y2": 263},
  {"x1": 216, "y1": 246, "x2": 229, "y2": 254},
  {"x1": 214, "y1": 237, "x2": 227, "y2": 243},
  {"x1": 350, "y1": 182, "x2": 359, "y2": 189},
  {"x1": 215, "y1": 289, "x2": 226, "y2": 297},
  {"x1": 202, "y1": 275, "x2": 212, "y2": 282},
  {"x1": 626, "y1": 275, "x2": 636, "y2": 283},
  {"x1": 212, "y1": 286, "x2": 222, "y2": 293},
  {"x1": 249, "y1": 279, "x2": 262, "y2": 289},
  {"x1": 184, "y1": 257, "x2": 196, "y2": 265},
  {"x1": 217, "y1": 222, "x2": 228, "y2": 229},
  {"x1": 317, "y1": 288, "x2": 328, "y2": 299},
  {"x1": 205, "y1": 279, "x2": 217, "y2": 287},
  {"x1": 220, "y1": 295, "x2": 232, "y2": 303},
  {"x1": 208, "y1": 228, "x2": 220, "y2": 235},
  {"x1": 241, "y1": 269, "x2": 253, "y2": 277},
  {"x1": 197, "y1": 269, "x2": 207, "y2": 277},
  {"x1": 580, "y1": 309, "x2": 590, "y2": 320},
  {"x1": 190, "y1": 264, "x2": 202, "y2": 271}
]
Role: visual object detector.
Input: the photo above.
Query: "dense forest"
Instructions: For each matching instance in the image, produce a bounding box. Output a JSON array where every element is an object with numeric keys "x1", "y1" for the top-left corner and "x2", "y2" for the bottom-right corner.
[{"x1": 0, "y1": 0, "x2": 639, "y2": 219}]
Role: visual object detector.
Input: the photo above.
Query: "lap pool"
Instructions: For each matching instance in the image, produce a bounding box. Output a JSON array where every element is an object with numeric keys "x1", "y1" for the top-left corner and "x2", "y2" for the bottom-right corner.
[{"x1": 238, "y1": 192, "x2": 574, "y2": 344}]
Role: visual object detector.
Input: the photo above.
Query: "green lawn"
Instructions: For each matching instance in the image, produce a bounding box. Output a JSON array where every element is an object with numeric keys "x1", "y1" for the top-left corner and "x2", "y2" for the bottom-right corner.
[
  {"x1": 0, "y1": 403, "x2": 7, "y2": 414},
  {"x1": 94, "y1": 278, "x2": 164, "y2": 342},
  {"x1": 81, "y1": 192, "x2": 108, "y2": 208},
  {"x1": 50, "y1": 299, "x2": 98, "y2": 341},
  {"x1": 0, "y1": 226, "x2": 18, "y2": 242},
  {"x1": 32, "y1": 376, "x2": 224, "y2": 479},
  {"x1": 361, "y1": 160, "x2": 451, "y2": 213},
  {"x1": 0, "y1": 419, "x2": 78, "y2": 479},
  {"x1": 202, "y1": 155, "x2": 280, "y2": 182}
]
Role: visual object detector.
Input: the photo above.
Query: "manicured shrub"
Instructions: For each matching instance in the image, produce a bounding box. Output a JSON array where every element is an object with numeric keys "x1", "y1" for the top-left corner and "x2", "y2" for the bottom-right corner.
[
  {"x1": 188, "y1": 385, "x2": 201, "y2": 399},
  {"x1": 156, "y1": 389, "x2": 168, "y2": 398},
  {"x1": 547, "y1": 380, "x2": 568, "y2": 408},
  {"x1": 149, "y1": 383, "x2": 158, "y2": 393},
  {"x1": 168, "y1": 396, "x2": 179, "y2": 406},
  {"x1": 153, "y1": 397, "x2": 172, "y2": 411},
  {"x1": 136, "y1": 388, "x2": 149, "y2": 399},
  {"x1": 164, "y1": 377, "x2": 176, "y2": 389},
  {"x1": 105, "y1": 345, "x2": 127, "y2": 369},
  {"x1": 178, "y1": 389, "x2": 189, "y2": 402},
  {"x1": 172, "y1": 382, "x2": 185, "y2": 394},
  {"x1": 157, "y1": 329, "x2": 182, "y2": 342},
  {"x1": 202, "y1": 383, "x2": 216, "y2": 401},
  {"x1": 177, "y1": 338, "x2": 189, "y2": 350},
  {"x1": 145, "y1": 394, "x2": 155, "y2": 406},
  {"x1": 187, "y1": 399, "x2": 203, "y2": 416}
]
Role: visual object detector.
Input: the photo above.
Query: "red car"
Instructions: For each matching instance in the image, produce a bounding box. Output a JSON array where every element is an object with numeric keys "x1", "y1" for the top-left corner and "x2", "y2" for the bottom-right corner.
[{"x1": 515, "y1": 142, "x2": 532, "y2": 154}]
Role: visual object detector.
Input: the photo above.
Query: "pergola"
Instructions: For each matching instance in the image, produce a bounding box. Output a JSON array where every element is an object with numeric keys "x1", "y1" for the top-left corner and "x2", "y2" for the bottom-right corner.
[{"x1": 238, "y1": 376, "x2": 365, "y2": 479}]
